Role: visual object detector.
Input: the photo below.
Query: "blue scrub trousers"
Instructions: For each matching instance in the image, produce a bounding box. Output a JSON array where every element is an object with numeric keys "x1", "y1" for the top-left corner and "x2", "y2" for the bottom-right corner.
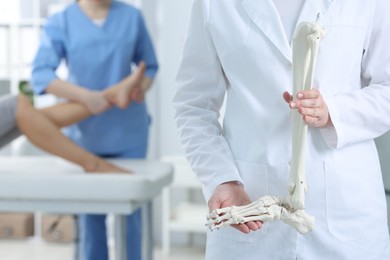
[
  {"x1": 78, "y1": 146, "x2": 147, "y2": 260},
  {"x1": 78, "y1": 210, "x2": 142, "y2": 260}
]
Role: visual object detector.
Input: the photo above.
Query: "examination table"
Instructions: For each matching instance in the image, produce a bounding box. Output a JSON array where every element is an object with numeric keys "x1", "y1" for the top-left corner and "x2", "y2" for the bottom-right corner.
[{"x1": 0, "y1": 156, "x2": 173, "y2": 260}]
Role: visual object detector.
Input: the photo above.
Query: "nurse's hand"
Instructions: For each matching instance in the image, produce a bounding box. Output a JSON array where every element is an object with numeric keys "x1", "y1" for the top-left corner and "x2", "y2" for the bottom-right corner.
[
  {"x1": 82, "y1": 90, "x2": 112, "y2": 114},
  {"x1": 208, "y1": 181, "x2": 263, "y2": 234},
  {"x1": 283, "y1": 90, "x2": 333, "y2": 128}
]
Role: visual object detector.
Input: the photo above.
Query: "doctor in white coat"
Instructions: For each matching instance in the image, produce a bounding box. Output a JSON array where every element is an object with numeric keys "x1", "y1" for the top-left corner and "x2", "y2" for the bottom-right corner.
[{"x1": 174, "y1": 0, "x2": 390, "y2": 259}]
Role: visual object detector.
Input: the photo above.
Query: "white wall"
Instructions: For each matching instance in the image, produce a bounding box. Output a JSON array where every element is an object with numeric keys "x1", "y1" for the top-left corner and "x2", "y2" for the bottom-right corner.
[
  {"x1": 149, "y1": 0, "x2": 207, "y2": 247},
  {"x1": 156, "y1": 0, "x2": 193, "y2": 158},
  {"x1": 0, "y1": 2, "x2": 20, "y2": 22}
]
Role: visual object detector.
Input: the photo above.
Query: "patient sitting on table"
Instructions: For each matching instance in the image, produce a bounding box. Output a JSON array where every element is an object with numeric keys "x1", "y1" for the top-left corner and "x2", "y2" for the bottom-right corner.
[{"x1": 0, "y1": 63, "x2": 147, "y2": 173}]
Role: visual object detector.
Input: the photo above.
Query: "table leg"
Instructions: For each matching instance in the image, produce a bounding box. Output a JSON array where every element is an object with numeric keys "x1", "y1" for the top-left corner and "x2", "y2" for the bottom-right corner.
[
  {"x1": 73, "y1": 215, "x2": 79, "y2": 260},
  {"x1": 114, "y1": 215, "x2": 127, "y2": 260},
  {"x1": 143, "y1": 201, "x2": 154, "y2": 260}
]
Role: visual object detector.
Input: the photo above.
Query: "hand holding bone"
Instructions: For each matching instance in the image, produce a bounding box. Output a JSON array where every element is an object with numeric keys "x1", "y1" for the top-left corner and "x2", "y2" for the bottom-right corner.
[
  {"x1": 208, "y1": 182, "x2": 263, "y2": 234},
  {"x1": 206, "y1": 22, "x2": 325, "y2": 234},
  {"x1": 207, "y1": 195, "x2": 315, "y2": 234},
  {"x1": 284, "y1": 89, "x2": 333, "y2": 128}
]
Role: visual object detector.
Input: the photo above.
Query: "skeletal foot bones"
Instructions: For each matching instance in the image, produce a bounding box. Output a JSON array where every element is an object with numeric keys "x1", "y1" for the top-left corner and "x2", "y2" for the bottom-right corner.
[{"x1": 207, "y1": 195, "x2": 315, "y2": 234}]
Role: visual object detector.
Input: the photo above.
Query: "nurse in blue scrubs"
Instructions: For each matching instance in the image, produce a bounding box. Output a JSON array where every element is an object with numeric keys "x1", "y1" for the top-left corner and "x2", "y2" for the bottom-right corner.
[{"x1": 31, "y1": 0, "x2": 158, "y2": 259}]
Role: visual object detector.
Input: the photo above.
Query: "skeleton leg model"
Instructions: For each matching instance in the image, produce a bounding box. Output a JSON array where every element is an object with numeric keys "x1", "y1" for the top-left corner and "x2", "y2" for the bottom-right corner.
[
  {"x1": 206, "y1": 22, "x2": 325, "y2": 234},
  {"x1": 288, "y1": 22, "x2": 325, "y2": 210}
]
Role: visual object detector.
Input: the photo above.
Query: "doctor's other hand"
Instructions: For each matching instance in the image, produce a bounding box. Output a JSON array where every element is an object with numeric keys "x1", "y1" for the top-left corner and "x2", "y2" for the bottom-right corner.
[
  {"x1": 283, "y1": 90, "x2": 333, "y2": 128},
  {"x1": 82, "y1": 90, "x2": 112, "y2": 115},
  {"x1": 208, "y1": 181, "x2": 263, "y2": 234}
]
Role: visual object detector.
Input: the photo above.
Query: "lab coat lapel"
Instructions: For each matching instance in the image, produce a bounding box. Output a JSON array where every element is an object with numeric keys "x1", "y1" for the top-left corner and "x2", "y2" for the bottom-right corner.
[
  {"x1": 241, "y1": 0, "x2": 292, "y2": 62},
  {"x1": 241, "y1": 0, "x2": 335, "y2": 63}
]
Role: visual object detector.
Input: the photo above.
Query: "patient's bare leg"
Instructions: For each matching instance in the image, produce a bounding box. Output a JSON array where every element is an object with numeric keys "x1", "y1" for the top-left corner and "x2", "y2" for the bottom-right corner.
[
  {"x1": 16, "y1": 95, "x2": 129, "y2": 173},
  {"x1": 39, "y1": 65, "x2": 145, "y2": 127},
  {"x1": 39, "y1": 102, "x2": 91, "y2": 128},
  {"x1": 104, "y1": 62, "x2": 146, "y2": 109}
]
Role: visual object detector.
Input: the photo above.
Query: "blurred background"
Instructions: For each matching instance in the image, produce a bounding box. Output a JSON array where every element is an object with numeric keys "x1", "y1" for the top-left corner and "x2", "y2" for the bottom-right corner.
[{"x1": 0, "y1": 1, "x2": 208, "y2": 259}]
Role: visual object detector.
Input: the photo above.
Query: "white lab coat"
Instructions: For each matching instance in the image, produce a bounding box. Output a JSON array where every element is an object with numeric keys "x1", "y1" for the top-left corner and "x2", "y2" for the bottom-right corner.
[{"x1": 174, "y1": 0, "x2": 390, "y2": 259}]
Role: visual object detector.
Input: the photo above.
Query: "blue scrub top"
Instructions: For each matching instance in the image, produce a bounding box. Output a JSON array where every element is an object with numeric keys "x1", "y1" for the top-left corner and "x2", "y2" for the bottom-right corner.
[{"x1": 32, "y1": 1, "x2": 158, "y2": 155}]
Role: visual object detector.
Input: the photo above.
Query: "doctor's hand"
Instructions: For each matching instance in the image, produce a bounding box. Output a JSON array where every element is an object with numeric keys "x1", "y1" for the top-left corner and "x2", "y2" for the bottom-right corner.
[
  {"x1": 82, "y1": 90, "x2": 112, "y2": 115},
  {"x1": 208, "y1": 181, "x2": 263, "y2": 234},
  {"x1": 283, "y1": 90, "x2": 333, "y2": 128}
]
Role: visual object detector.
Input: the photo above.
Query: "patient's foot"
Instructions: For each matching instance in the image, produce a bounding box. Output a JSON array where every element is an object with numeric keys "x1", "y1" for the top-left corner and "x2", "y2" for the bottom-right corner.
[
  {"x1": 104, "y1": 62, "x2": 146, "y2": 109},
  {"x1": 84, "y1": 159, "x2": 132, "y2": 174}
]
